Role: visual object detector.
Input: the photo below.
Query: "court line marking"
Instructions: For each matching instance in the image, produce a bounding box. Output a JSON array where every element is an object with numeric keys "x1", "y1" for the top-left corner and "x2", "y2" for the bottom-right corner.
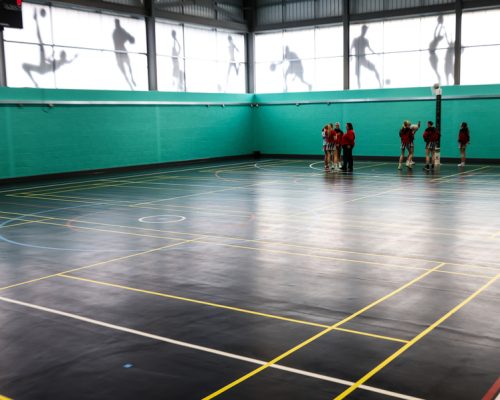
[
  {"x1": 4, "y1": 190, "x2": 498, "y2": 235},
  {"x1": 6, "y1": 191, "x2": 500, "y2": 241},
  {"x1": 193, "y1": 239, "x2": 496, "y2": 278},
  {"x1": 9, "y1": 193, "x2": 261, "y2": 217},
  {"x1": 138, "y1": 215, "x2": 186, "y2": 224},
  {"x1": 0, "y1": 216, "x2": 55, "y2": 229},
  {"x1": 309, "y1": 161, "x2": 388, "y2": 172},
  {"x1": 8, "y1": 193, "x2": 128, "y2": 206},
  {"x1": 5, "y1": 193, "x2": 498, "y2": 241},
  {"x1": 1, "y1": 211, "x2": 498, "y2": 275},
  {"x1": 3, "y1": 215, "x2": 497, "y2": 278},
  {"x1": 0, "y1": 216, "x2": 470, "y2": 277},
  {"x1": 12, "y1": 189, "x2": 500, "y2": 244},
  {"x1": 1, "y1": 206, "x2": 498, "y2": 273},
  {"x1": 254, "y1": 159, "x2": 305, "y2": 171},
  {"x1": 0, "y1": 159, "x2": 265, "y2": 195},
  {"x1": 6, "y1": 165, "x2": 498, "y2": 234},
  {"x1": 431, "y1": 166, "x2": 490, "y2": 182},
  {"x1": 131, "y1": 181, "x2": 277, "y2": 207},
  {"x1": 0, "y1": 218, "x2": 187, "y2": 252},
  {"x1": 482, "y1": 377, "x2": 500, "y2": 400},
  {"x1": 0, "y1": 395, "x2": 12, "y2": 400},
  {"x1": 21, "y1": 174, "x2": 237, "y2": 194},
  {"x1": 211, "y1": 160, "x2": 308, "y2": 182},
  {"x1": 0, "y1": 239, "x2": 198, "y2": 293},
  {"x1": 21, "y1": 172, "x2": 253, "y2": 195},
  {"x1": 59, "y1": 274, "x2": 409, "y2": 344},
  {"x1": 334, "y1": 273, "x2": 500, "y2": 400},
  {"x1": 0, "y1": 295, "x2": 421, "y2": 400},
  {"x1": 292, "y1": 187, "x2": 403, "y2": 217},
  {"x1": 201, "y1": 263, "x2": 445, "y2": 399},
  {"x1": 102, "y1": 178, "x2": 227, "y2": 189},
  {"x1": 20, "y1": 181, "x2": 133, "y2": 196}
]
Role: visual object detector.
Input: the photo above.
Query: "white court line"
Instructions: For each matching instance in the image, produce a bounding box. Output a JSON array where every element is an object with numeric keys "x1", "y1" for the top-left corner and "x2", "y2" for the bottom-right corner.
[
  {"x1": 0, "y1": 160, "x2": 263, "y2": 195},
  {"x1": 309, "y1": 161, "x2": 387, "y2": 172},
  {"x1": 0, "y1": 295, "x2": 422, "y2": 400},
  {"x1": 132, "y1": 181, "x2": 274, "y2": 206},
  {"x1": 431, "y1": 166, "x2": 490, "y2": 182}
]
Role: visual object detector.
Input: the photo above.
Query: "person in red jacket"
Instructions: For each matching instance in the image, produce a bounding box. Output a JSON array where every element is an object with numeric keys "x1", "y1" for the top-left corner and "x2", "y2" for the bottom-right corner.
[
  {"x1": 341, "y1": 122, "x2": 355, "y2": 172},
  {"x1": 458, "y1": 122, "x2": 470, "y2": 167},
  {"x1": 398, "y1": 120, "x2": 414, "y2": 170},
  {"x1": 423, "y1": 120, "x2": 440, "y2": 171}
]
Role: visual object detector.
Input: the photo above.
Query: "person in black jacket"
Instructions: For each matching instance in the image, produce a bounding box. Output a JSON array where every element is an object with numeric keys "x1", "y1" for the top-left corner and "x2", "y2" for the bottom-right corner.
[
  {"x1": 458, "y1": 122, "x2": 470, "y2": 167},
  {"x1": 341, "y1": 122, "x2": 355, "y2": 172}
]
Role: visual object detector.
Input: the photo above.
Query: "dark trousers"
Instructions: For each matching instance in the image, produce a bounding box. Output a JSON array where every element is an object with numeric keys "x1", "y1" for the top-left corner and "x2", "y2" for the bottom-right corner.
[{"x1": 342, "y1": 145, "x2": 353, "y2": 171}]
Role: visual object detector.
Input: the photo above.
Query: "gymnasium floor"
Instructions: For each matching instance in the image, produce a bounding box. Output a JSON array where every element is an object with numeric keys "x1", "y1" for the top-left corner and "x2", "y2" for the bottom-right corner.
[{"x1": 0, "y1": 159, "x2": 499, "y2": 400}]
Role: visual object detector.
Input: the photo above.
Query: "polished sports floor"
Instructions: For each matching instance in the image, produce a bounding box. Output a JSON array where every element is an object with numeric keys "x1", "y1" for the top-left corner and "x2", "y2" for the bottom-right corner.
[{"x1": 0, "y1": 159, "x2": 499, "y2": 400}]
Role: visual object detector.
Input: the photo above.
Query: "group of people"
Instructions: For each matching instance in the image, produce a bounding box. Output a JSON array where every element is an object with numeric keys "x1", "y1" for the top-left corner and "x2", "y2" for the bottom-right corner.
[
  {"x1": 322, "y1": 122, "x2": 356, "y2": 172},
  {"x1": 322, "y1": 120, "x2": 471, "y2": 173},
  {"x1": 398, "y1": 120, "x2": 470, "y2": 170}
]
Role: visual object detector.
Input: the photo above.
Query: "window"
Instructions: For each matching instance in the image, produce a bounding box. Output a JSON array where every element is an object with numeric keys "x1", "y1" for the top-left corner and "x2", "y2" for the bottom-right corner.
[
  {"x1": 255, "y1": 25, "x2": 343, "y2": 93},
  {"x1": 349, "y1": 14, "x2": 455, "y2": 89},
  {"x1": 4, "y1": 3, "x2": 148, "y2": 90},
  {"x1": 155, "y1": 21, "x2": 246, "y2": 93},
  {"x1": 461, "y1": 9, "x2": 500, "y2": 85}
]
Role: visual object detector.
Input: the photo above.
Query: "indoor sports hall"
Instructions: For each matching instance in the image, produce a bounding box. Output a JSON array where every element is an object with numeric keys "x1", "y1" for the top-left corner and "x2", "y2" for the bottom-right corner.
[{"x1": 0, "y1": 1, "x2": 499, "y2": 399}]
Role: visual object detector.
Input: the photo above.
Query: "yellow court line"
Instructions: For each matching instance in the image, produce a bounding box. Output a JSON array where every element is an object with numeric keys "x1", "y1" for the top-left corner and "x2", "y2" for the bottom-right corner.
[
  {"x1": 5, "y1": 182, "x2": 498, "y2": 236},
  {"x1": 215, "y1": 169, "x2": 317, "y2": 177},
  {"x1": 102, "y1": 178, "x2": 227, "y2": 189},
  {"x1": 201, "y1": 263, "x2": 445, "y2": 400},
  {"x1": 0, "y1": 217, "x2": 55, "y2": 229},
  {"x1": 255, "y1": 159, "x2": 311, "y2": 168},
  {"x1": 17, "y1": 192, "x2": 259, "y2": 217},
  {"x1": 0, "y1": 159, "x2": 262, "y2": 195},
  {"x1": 23, "y1": 219, "x2": 189, "y2": 241},
  {"x1": 16, "y1": 176, "x2": 156, "y2": 196},
  {"x1": 334, "y1": 273, "x2": 500, "y2": 400},
  {"x1": 1, "y1": 210, "x2": 498, "y2": 275},
  {"x1": 2, "y1": 207, "x2": 499, "y2": 274},
  {"x1": 3, "y1": 193, "x2": 496, "y2": 238},
  {"x1": 211, "y1": 159, "x2": 301, "y2": 173},
  {"x1": 129, "y1": 203, "x2": 256, "y2": 217},
  {"x1": 8, "y1": 193, "x2": 111, "y2": 206},
  {"x1": 131, "y1": 181, "x2": 275, "y2": 207},
  {"x1": 431, "y1": 166, "x2": 490, "y2": 182},
  {"x1": 20, "y1": 181, "x2": 123, "y2": 195},
  {"x1": 0, "y1": 238, "x2": 199, "y2": 293},
  {"x1": 5, "y1": 192, "x2": 498, "y2": 241},
  {"x1": 26, "y1": 182, "x2": 147, "y2": 196},
  {"x1": 59, "y1": 274, "x2": 409, "y2": 344},
  {"x1": 13, "y1": 192, "x2": 135, "y2": 204},
  {"x1": 0, "y1": 395, "x2": 13, "y2": 400},
  {"x1": 24, "y1": 174, "x2": 233, "y2": 194},
  {"x1": 331, "y1": 327, "x2": 409, "y2": 344},
  {"x1": 1, "y1": 214, "x2": 435, "y2": 274},
  {"x1": 292, "y1": 187, "x2": 402, "y2": 217},
  {"x1": 435, "y1": 268, "x2": 493, "y2": 279},
  {"x1": 194, "y1": 239, "x2": 497, "y2": 278}
]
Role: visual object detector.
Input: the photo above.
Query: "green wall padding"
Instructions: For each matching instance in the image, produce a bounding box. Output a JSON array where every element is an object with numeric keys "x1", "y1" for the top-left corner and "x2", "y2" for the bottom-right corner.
[
  {"x1": 0, "y1": 88, "x2": 254, "y2": 179},
  {"x1": 253, "y1": 85, "x2": 500, "y2": 161},
  {"x1": 1, "y1": 84, "x2": 499, "y2": 180}
]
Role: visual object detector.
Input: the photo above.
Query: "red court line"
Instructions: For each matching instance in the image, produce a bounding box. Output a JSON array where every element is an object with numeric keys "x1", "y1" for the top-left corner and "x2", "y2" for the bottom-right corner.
[{"x1": 483, "y1": 377, "x2": 500, "y2": 400}]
